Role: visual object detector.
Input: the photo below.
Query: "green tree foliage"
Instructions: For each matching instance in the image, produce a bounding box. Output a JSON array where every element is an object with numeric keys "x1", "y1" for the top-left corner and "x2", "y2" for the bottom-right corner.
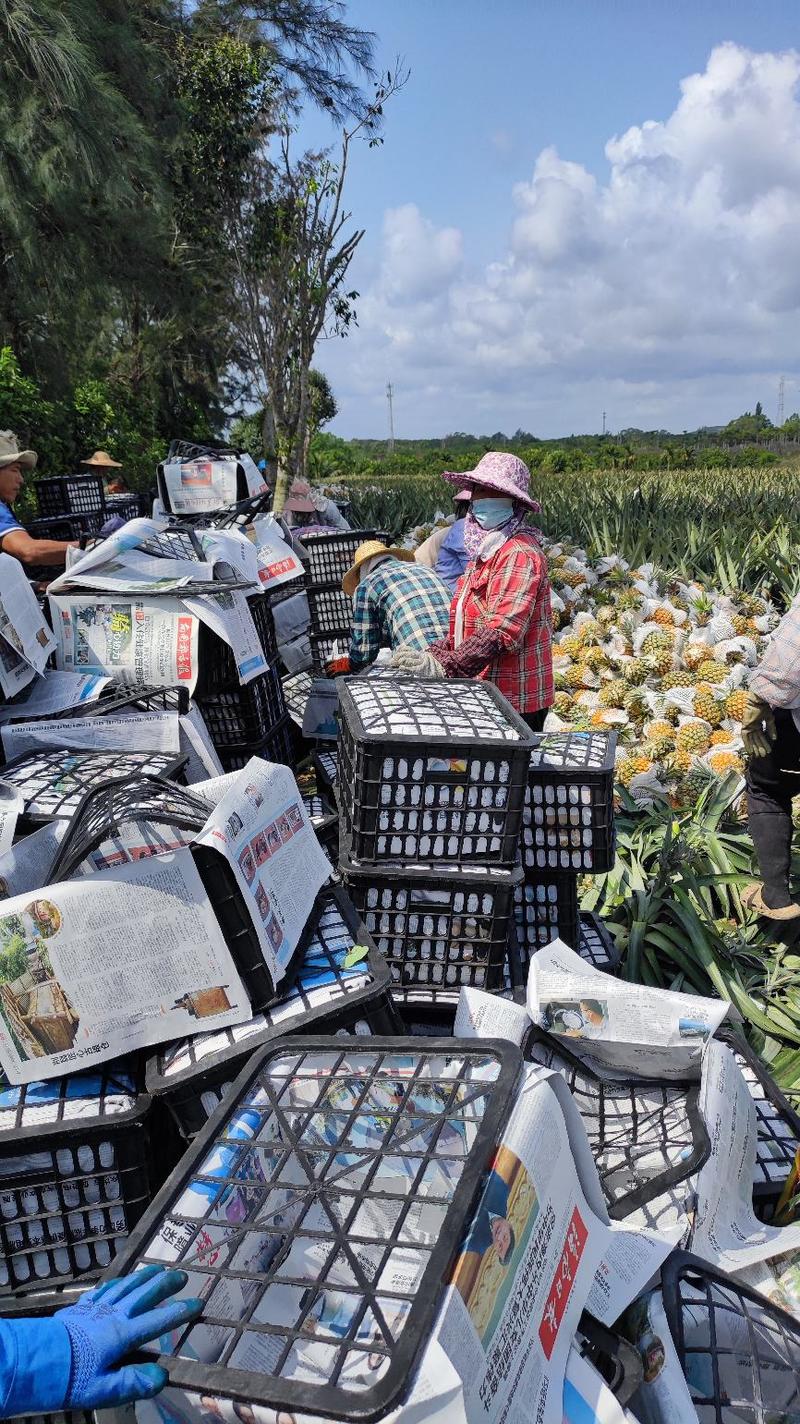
[{"x1": 721, "y1": 403, "x2": 774, "y2": 442}]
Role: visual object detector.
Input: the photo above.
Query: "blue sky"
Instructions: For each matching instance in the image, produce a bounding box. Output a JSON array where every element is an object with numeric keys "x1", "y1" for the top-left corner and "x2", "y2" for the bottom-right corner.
[{"x1": 294, "y1": 2, "x2": 800, "y2": 439}]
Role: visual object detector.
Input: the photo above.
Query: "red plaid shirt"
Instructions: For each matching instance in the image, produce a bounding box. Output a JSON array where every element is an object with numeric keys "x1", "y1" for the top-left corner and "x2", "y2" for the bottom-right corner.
[{"x1": 434, "y1": 531, "x2": 553, "y2": 714}]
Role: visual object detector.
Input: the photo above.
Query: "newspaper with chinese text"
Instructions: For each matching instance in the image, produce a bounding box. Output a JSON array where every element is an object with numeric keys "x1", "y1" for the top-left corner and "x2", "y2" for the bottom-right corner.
[{"x1": 49, "y1": 594, "x2": 199, "y2": 691}]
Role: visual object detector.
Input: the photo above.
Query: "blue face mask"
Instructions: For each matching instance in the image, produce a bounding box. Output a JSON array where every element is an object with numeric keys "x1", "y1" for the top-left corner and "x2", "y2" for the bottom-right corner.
[{"x1": 471, "y1": 497, "x2": 513, "y2": 530}]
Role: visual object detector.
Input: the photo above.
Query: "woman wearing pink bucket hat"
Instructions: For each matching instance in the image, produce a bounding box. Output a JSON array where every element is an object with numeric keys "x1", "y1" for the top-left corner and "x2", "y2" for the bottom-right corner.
[{"x1": 392, "y1": 452, "x2": 553, "y2": 729}]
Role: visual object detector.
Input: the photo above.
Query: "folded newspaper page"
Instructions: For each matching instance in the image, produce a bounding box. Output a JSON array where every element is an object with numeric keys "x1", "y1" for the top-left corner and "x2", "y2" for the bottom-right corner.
[
  {"x1": 0, "y1": 848, "x2": 251, "y2": 1084},
  {"x1": 251, "y1": 514, "x2": 306, "y2": 589},
  {"x1": 0, "y1": 709, "x2": 181, "y2": 760},
  {"x1": 0, "y1": 552, "x2": 56, "y2": 695},
  {"x1": 691, "y1": 1037, "x2": 800, "y2": 1272},
  {"x1": 198, "y1": 528, "x2": 261, "y2": 588},
  {"x1": 179, "y1": 704, "x2": 223, "y2": 783},
  {"x1": 0, "y1": 784, "x2": 22, "y2": 856},
  {"x1": 623, "y1": 1290, "x2": 698, "y2": 1424},
  {"x1": 0, "y1": 669, "x2": 109, "y2": 722},
  {"x1": 183, "y1": 589, "x2": 267, "y2": 685},
  {"x1": 196, "y1": 757, "x2": 331, "y2": 987},
  {"x1": 527, "y1": 941, "x2": 733, "y2": 1078},
  {"x1": 161, "y1": 457, "x2": 239, "y2": 514},
  {"x1": 49, "y1": 594, "x2": 200, "y2": 692}
]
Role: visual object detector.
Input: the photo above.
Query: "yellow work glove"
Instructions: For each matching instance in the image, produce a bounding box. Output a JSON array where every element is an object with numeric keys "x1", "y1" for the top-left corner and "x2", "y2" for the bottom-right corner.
[{"x1": 741, "y1": 691, "x2": 777, "y2": 759}]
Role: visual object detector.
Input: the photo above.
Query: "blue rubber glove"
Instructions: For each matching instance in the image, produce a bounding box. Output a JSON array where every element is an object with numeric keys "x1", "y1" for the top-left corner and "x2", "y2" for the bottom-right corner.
[{"x1": 57, "y1": 1265, "x2": 203, "y2": 1409}]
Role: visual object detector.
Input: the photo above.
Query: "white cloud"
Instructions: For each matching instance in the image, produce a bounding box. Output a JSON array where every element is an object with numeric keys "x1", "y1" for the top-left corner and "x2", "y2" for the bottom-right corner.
[{"x1": 319, "y1": 43, "x2": 800, "y2": 436}]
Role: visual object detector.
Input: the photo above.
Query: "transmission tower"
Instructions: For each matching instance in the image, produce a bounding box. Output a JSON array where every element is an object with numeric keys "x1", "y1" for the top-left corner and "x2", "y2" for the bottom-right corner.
[
  {"x1": 778, "y1": 375, "x2": 785, "y2": 427},
  {"x1": 386, "y1": 381, "x2": 395, "y2": 452}
]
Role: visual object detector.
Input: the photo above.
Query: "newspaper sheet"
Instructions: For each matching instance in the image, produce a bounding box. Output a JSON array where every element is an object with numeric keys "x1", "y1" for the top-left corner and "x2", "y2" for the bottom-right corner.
[
  {"x1": 690, "y1": 1037, "x2": 800, "y2": 1272},
  {"x1": 735, "y1": 1246, "x2": 800, "y2": 1318},
  {"x1": 251, "y1": 513, "x2": 306, "y2": 589},
  {"x1": 161, "y1": 458, "x2": 238, "y2": 514},
  {"x1": 0, "y1": 551, "x2": 56, "y2": 679},
  {"x1": 0, "y1": 635, "x2": 37, "y2": 699},
  {"x1": 48, "y1": 517, "x2": 168, "y2": 592},
  {"x1": 0, "y1": 822, "x2": 66, "y2": 899},
  {"x1": 527, "y1": 941, "x2": 733, "y2": 1078},
  {"x1": 238, "y1": 451, "x2": 269, "y2": 498},
  {"x1": 0, "y1": 848, "x2": 251, "y2": 1084},
  {"x1": 53, "y1": 549, "x2": 215, "y2": 594},
  {"x1": 624, "y1": 1291, "x2": 698, "y2": 1424},
  {"x1": 0, "y1": 709, "x2": 180, "y2": 760},
  {"x1": 0, "y1": 669, "x2": 108, "y2": 722},
  {"x1": 183, "y1": 589, "x2": 267, "y2": 685},
  {"x1": 564, "y1": 1348, "x2": 639, "y2": 1424},
  {"x1": 179, "y1": 704, "x2": 223, "y2": 783},
  {"x1": 0, "y1": 784, "x2": 22, "y2": 856},
  {"x1": 455, "y1": 988, "x2": 677, "y2": 1328},
  {"x1": 196, "y1": 757, "x2": 331, "y2": 987},
  {"x1": 49, "y1": 594, "x2": 200, "y2": 692},
  {"x1": 198, "y1": 528, "x2": 261, "y2": 588}
]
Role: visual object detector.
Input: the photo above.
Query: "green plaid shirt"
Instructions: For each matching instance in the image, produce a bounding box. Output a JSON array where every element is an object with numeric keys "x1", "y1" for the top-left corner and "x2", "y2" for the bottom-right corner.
[{"x1": 349, "y1": 559, "x2": 451, "y2": 670}]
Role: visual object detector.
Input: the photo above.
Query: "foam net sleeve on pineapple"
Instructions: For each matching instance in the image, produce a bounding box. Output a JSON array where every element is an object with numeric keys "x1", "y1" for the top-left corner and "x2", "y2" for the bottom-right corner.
[
  {"x1": 523, "y1": 1027, "x2": 710, "y2": 1219},
  {"x1": 660, "y1": 1251, "x2": 800, "y2": 1424},
  {"x1": 103, "y1": 1035, "x2": 520, "y2": 1422},
  {"x1": 0, "y1": 1061, "x2": 154, "y2": 1293},
  {"x1": 342, "y1": 860, "x2": 522, "y2": 1002},
  {"x1": 337, "y1": 679, "x2": 533, "y2": 867},
  {"x1": 145, "y1": 886, "x2": 397, "y2": 1139},
  {"x1": 524, "y1": 731, "x2": 616, "y2": 875}
]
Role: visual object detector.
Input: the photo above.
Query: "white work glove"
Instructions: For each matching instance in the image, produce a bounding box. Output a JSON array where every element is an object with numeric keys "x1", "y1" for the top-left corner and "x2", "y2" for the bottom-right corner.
[{"x1": 390, "y1": 646, "x2": 447, "y2": 679}]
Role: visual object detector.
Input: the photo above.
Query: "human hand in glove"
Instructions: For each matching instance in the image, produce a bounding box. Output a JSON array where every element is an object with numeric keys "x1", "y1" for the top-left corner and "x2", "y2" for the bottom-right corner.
[
  {"x1": 390, "y1": 646, "x2": 447, "y2": 679},
  {"x1": 741, "y1": 691, "x2": 777, "y2": 759}
]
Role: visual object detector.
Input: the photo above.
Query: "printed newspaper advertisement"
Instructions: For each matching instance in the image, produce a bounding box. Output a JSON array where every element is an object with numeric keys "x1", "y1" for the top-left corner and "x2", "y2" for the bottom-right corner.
[
  {"x1": 49, "y1": 594, "x2": 200, "y2": 692},
  {"x1": 527, "y1": 940, "x2": 733, "y2": 1078},
  {"x1": 196, "y1": 757, "x2": 331, "y2": 987},
  {"x1": 161, "y1": 458, "x2": 238, "y2": 514},
  {"x1": 0, "y1": 848, "x2": 251, "y2": 1083}
]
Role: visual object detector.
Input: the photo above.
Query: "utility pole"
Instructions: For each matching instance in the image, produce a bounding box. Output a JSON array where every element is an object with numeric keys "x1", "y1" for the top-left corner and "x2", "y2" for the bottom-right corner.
[
  {"x1": 601, "y1": 411, "x2": 606, "y2": 436},
  {"x1": 778, "y1": 375, "x2": 785, "y2": 427},
  {"x1": 386, "y1": 381, "x2": 395, "y2": 453}
]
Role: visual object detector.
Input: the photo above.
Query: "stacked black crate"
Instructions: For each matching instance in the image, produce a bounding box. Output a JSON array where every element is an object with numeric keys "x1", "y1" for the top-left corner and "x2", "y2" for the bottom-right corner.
[
  {"x1": 515, "y1": 730, "x2": 618, "y2": 975},
  {"x1": 336, "y1": 676, "x2": 533, "y2": 1025},
  {"x1": 194, "y1": 590, "x2": 295, "y2": 771},
  {"x1": 296, "y1": 528, "x2": 389, "y2": 673}
]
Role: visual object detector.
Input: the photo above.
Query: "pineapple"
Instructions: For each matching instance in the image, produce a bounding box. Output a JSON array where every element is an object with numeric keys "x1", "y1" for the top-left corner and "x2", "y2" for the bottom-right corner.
[
  {"x1": 598, "y1": 680, "x2": 627, "y2": 709},
  {"x1": 645, "y1": 735, "x2": 674, "y2": 761},
  {"x1": 710, "y1": 728, "x2": 734, "y2": 746},
  {"x1": 644, "y1": 648, "x2": 675, "y2": 677},
  {"x1": 553, "y1": 672, "x2": 569, "y2": 693},
  {"x1": 737, "y1": 593, "x2": 767, "y2": 618},
  {"x1": 583, "y1": 645, "x2": 607, "y2": 671},
  {"x1": 578, "y1": 619, "x2": 602, "y2": 644},
  {"x1": 552, "y1": 692, "x2": 574, "y2": 718},
  {"x1": 560, "y1": 570, "x2": 586, "y2": 588},
  {"x1": 616, "y1": 590, "x2": 643, "y2": 613},
  {"x1": 652, "y1": 606, "x2": 676, "y2": 627},
  {"x1": 708, "y1": 750, "x2": 745, "y2": 777},
  {"x1": 663, "y1": 670, "x2": 694, "y2": 689},
  {"x1": 732, "y1": 614, "x2": 755, "y2": 636},
  {"x1": 617, "y1": 754, "x2": 653, "y2": 788},
  {"x1": 682, "y1": 768, "x2": 713, "y2": 801},
  {"x1": 646, "y1": 719, "x2": 675, "y2": 742},
  {"x1": 693, "y1": 687, "x2": 723, "y2": 726},
  {"x1": 641, "y1": 630, "x2": 673, "y2": 657},
  {"x1": 623, "y1": 688, "x2": 649, "y2": 720},
  {"x1": 676, "y1": 720, "x2": 712, "y2": 754},
  {"x1": 725, "y1": 689, "x2": 749, "y2": 722},
  {"x1": 695, "y1": 659, "x2": 726, "y2": 685},
  {"x1": 684, "y1": 643, "x2": 709, "y2": 671},
  {"x1": 565, "y1": 665, "x2": 588, "y2": 689},
  {"x1": 558, "y1": 634, "x2": 582, "y2": 659},
  {"x1": 622, "y1": 657, "x2": 650, "y2": 686},
  {"x1": 669, "y1": 749, "x2": 694, "y2": 775}
]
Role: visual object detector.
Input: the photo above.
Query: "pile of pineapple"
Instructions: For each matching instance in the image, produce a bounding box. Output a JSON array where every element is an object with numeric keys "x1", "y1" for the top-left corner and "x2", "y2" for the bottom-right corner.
[{"x1": 544, "y1": 544, "x2": 780, "y2": 808}]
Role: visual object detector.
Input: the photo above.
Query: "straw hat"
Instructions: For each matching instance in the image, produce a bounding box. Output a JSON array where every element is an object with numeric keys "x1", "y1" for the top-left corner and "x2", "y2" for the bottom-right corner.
[
  {"x1": 342, "y1": 539, "x2": 415, "y2": 597},
  {"x1": 0, "y1": 431, "x2": 36, "y2": 472},
  {"x1": 81, "y1": 450, "x2": 122, "y2": 469}
]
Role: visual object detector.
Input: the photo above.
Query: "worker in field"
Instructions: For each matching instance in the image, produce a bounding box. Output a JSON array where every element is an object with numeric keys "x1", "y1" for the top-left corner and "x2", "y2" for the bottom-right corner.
[
  {"x1": 341, "y1": 539, "x2": 451, "y2": 672},
  {"x1": 741, "y1": 600, "x2": 800, "y2": 920},
  {"x1": 283, "y1": 478, "x2": 350, "y2": 531},
  {"x1": 392, "y1": 452, "x2": 553, "y2": 732},
  {"x1": 414, "y1": 489, "x2": 471, "y2": 592},
  {"x1": 80, "y1": 448, "x2": 130, "y2": 495},
  {"x1": 0, "y1": 432, "x2": 76, "y2": 568},
  {"x1": 0, "y1": 1265, "x2": 202, "y2": 1416}
]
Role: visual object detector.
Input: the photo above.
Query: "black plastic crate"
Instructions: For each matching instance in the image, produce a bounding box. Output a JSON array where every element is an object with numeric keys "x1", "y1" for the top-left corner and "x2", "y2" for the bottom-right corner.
[
  {"x1": 35, "y1": 473, "x2": 105, "y2": 519},
  {"x1": 2, "y1": 749, "x2": 186, "y2": 826},
  {"x1": 577, "y1": 912, "x2": 621, "y2": 974},
  {"x1": 310, "y1": 629, "x2": 347, "y2": 675},
  {"x1": 197, "y1": 663, "x2": 288, "y2": 749},
  {"x1": 513, "y1": 874, "x2": 580, "y2": 966},
  {"x1": 47, "y1": 775, "x2": 279, "y2": 1013},
  {"x1": 215, "y1": 715, "x2": 296, "y2": 773},
  {"x1": 524, "y1": 731, "x2": 616, "y2": 875},
  {"x1": 339, "y1": 678, "x2": 533, "y2": 867},
  {"x1": 719, "y1": 1030, "x2": 800, "y2": 1211},
  {"x1": 314, "y1": 748, "x2": 339, "y2": 798},
  {"x1": 342, "y1": 858, "x2": 522, "y2": 1000},
  {"x1": 283, "y1": 668, "x2": 313, "y2": 727},
  {"x1": 297, "y1": 528, "x2": 390, "y2": 585},
  {"x1": 574, "y1": 1313, "x2": 642, "y2": 1405},
  {"x1": 2, "y1": 683, "x2": 190, "y2": 729},
  {"x1": 661, "y1": 1251, "x2": 800, "y2": 1423},
  {"x1": 301, "y1": 787, "x2": 338, "y2": 839},
  {"x1": 0, "y1": 1062, "x2": 155, "y2": 1292},
  {"x1": 195, "y1": 593, "x2": 280, "y2": 696},
  {"x1": 524, "y1": 1026, "x2": 709, "y2": 1219},
  {"x1": 146, "y1": 886, "x2": 399, "y2": 1139},
  {"x1": 307, "y1": 582, "x2": 353, "y2": 640},
  {"x1": 103, "y1": 1034, "x2": 520, "y2": 1422}
]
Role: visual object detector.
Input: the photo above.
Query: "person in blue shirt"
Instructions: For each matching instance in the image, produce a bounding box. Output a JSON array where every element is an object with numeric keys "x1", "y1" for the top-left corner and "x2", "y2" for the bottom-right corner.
[
  {"x1": 0, "y1": 432, "x2": 75, "y2": 569},
  {"x1": 0, "y1": 1265, "x2": 202, "y2": 1418},
  {"x1": 414, "y1": 490, "x2": 469, "y2": 593}
]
